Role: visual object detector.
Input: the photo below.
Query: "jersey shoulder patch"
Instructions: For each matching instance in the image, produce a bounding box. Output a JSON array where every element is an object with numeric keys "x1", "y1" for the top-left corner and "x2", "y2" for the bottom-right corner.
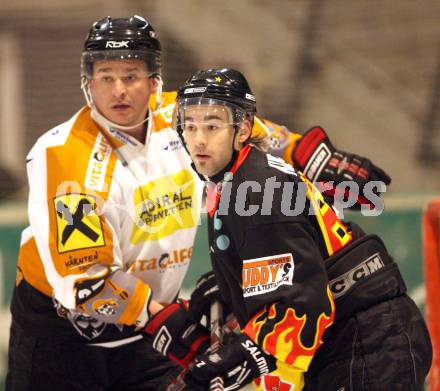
[
  {"x1": 242, "y1": 253, "x2": 294, "y2": 297},
  {"x1": 266, "y1": 154, "x2": 297, "y2": 176}
]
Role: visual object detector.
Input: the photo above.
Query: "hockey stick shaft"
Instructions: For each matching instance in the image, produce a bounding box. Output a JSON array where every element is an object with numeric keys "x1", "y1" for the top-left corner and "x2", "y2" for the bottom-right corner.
[{"x1": 209, "y1": 301, "x2": 224, "y2": 391}]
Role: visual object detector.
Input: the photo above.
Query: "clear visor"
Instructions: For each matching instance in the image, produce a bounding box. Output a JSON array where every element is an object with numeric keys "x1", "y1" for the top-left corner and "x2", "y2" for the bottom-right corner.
[
  {"x1": 81, "y1": 49, "x2": 160, "y2": 79},
  {"x1": 176, "y1": 97, "x2": 246, "y2": 134}
]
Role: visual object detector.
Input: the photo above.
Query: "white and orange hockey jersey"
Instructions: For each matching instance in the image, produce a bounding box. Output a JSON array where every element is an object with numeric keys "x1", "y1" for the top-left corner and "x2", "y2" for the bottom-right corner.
[{"x1": 13, "y1": 91, "x2": 301, "y2": 343}]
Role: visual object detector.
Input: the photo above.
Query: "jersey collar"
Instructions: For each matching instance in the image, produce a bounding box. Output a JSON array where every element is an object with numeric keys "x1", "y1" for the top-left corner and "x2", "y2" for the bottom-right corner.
[{"x1": 206, "y1": 144, "x2": 252, "y2": 217}]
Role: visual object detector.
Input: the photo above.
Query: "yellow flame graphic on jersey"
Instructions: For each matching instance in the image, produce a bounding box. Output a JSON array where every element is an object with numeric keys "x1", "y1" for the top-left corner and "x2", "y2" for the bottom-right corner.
[{"x1": 263, "y1": 287, "x2": 335, "y2": 369}]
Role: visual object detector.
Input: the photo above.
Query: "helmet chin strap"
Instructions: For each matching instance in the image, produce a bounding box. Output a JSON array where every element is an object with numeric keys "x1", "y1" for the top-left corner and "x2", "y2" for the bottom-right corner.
[
  {"x1": 154, "y1": 76, "x2": 163, "y2": 110},
  {"x1": 90, "y1": 107, "x2": 149, "y2": 132},
  {"x1": 80, "y1": 75, "x2": 164, "y2": 132}
]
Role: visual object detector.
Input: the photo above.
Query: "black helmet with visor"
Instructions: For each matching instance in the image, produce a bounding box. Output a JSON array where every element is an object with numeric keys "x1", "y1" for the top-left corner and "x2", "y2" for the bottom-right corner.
[
  {"x1": 81, "y1": 15, "x2": 161, "y2": 81},
  {"x1": 177, "y1": 68, "x2": 257, "y2": 130},
  {"x1": 175, "y1": 68, "x2": 256, "y2": 135}
]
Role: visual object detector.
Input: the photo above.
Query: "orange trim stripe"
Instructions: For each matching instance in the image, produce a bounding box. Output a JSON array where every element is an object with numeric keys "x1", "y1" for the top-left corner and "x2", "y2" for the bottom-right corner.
[
  {"x1": 118, "y1": 280, "x2": 151, "y2": 325},
  {"x1": 298, "y1": 172, "x2": 352, "y2": 255},
  {"x1": 18, "y1": 237, "x2": 53, "y2": 297}
]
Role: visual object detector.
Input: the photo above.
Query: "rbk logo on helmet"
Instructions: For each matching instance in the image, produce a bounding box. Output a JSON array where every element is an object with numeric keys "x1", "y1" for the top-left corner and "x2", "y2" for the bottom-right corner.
[
  {"x1": 184, "y1": 87, "x2": 207, "y2": 94},
  {"x1": 105, "y1": 41, "x2": 129, "y2": 49}
]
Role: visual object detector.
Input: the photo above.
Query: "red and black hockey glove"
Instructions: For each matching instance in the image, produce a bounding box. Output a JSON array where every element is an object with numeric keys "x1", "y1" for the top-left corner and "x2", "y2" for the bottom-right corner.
[
  {"x1": 184, "y1": 333, "x2": 276, "y2": 391},
  {"x1": 292, "y1": 126, "x2": 391, "y2": 208},
  {"x1": 188, "y1": 271, "x2": 232, "y2": 323},
  {"x1": 144, "y1": 302, "x2": 210, "y2": 369}
]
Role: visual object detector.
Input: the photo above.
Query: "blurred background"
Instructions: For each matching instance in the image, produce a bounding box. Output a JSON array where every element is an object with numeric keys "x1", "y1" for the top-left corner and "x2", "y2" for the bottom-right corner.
[{"x1": 0, "y1": 0, "x2": 439, "y2": 389}]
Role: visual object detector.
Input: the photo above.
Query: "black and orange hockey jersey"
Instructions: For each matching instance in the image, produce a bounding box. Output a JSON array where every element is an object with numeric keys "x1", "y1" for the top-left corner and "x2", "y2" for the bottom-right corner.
[{"x1": 205, "y1": 145, "x2": 354, "y2": 388}]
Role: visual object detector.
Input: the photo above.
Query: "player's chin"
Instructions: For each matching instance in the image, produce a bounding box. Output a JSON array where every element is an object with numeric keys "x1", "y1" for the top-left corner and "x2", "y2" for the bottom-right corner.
[
  {"x1": 108, "y1": 110, "x2": 138, "y2": 125},
  {"x1": 107, "y1": 115, "x2": 130, "y2": 126},
  {"x1": 194, "y1": 161, "x2": 210, "y2": 176}
]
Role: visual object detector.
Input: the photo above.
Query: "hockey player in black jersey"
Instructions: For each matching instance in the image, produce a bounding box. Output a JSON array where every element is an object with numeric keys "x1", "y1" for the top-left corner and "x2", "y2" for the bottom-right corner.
[{"x1": 171, "y1": 68, "x2": 432, "y2": 391}]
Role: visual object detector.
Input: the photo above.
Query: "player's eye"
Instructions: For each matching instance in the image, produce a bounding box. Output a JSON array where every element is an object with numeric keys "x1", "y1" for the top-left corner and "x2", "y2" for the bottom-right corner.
[
  {"x1": 100, "y1": 75, "x2": 114, "y2": 83},
  {"x1": 206, "y1": 124, "x2": 219, "y2": 131},
  {"x1": 184, "y1": 124, "x2": 197, "y2": 132},
  {"x1": 122, "y1": 74, "x2": 138, "y2": 83}
]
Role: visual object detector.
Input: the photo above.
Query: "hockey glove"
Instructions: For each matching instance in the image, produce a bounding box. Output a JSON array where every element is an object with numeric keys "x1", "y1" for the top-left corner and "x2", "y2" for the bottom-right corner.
[
  {"x1": 184, "y1": 333, "x2": 276, "y2": 391},
  {"x1": 144, "y1": 302, "x2": 210, "y2": 369},
  {"x1": 188, "y1": 271, "x2": 231, "y2": 323},
  {"x1": 292, "y1": 126, "x2": 391, "y2": 208}
]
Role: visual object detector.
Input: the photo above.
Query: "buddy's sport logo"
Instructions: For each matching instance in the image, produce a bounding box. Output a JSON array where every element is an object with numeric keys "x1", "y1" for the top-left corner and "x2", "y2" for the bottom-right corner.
[{"x1": 242, "y1": 253, "x2": 294, "y2": 297}]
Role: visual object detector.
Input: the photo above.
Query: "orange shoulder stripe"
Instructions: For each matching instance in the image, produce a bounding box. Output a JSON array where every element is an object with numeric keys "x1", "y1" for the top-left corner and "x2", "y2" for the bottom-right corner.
[{"x1": 45, "y1": 110, "x2": 117, "y2": 278}]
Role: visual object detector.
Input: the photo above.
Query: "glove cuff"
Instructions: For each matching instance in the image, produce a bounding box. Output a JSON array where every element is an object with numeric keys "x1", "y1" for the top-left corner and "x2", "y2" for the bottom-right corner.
[
  {"x1": 292, "y1": 126, "x2": 328, "y2": 169},
  {"x1": 144, "y1": 302, "x2": 210, "y2": 369},
  {"x1": 144, "y1": 302, "x2": 184, "y2": 336}
]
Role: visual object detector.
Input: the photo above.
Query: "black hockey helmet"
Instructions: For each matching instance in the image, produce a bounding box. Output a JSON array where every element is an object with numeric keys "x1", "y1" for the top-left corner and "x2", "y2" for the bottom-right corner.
[
  {"x1": 177, "y1": 68, "x2": 256, "y2": 116},
  {"x1": 81, "y1": 15, "x2": 162, "y2": 79}
]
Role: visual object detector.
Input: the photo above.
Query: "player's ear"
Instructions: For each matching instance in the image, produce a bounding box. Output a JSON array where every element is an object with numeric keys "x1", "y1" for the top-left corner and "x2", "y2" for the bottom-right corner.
[
  {"x1": 149, "y1": 76, "x2": 159, "y2": 94},
  {"x1": 237, "y1": 119, "x2": 252, "y2": 145}
]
